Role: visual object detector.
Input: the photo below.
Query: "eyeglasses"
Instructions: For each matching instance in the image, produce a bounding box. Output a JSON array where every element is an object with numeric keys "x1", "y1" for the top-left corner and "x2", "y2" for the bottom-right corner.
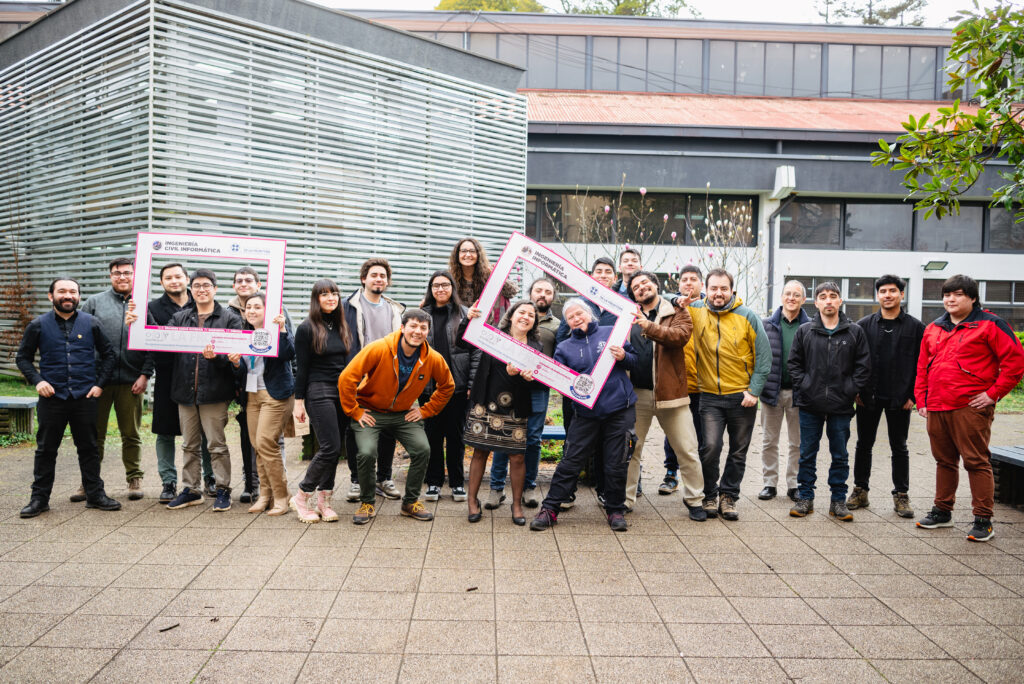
[
  {"x1": 234, "y1": 277, "x2": 256, "y2": 285},
  {"x1": 191, "y1": 283, "x2": 214, "y2": 291},
  {"x1": 431, "y1": 283, "x2": 452, "y2": 290},
  {"x1": 110, "y1": 271, "x2": 134, "y2": 278},
  {"x1": 459, "y1": 249, "x2": 477, "y2": 255}
]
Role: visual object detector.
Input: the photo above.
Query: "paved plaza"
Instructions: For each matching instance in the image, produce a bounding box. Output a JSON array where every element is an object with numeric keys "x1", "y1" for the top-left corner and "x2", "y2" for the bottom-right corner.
[{"x1": 0, "y1": 413, "x2": 1022, "y2": 683}]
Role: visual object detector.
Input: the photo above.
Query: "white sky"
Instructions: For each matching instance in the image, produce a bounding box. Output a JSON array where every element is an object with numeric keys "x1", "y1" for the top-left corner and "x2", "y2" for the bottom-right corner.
[{"x1": 310, "y1": 0, "x2": 996, "y2": 28}]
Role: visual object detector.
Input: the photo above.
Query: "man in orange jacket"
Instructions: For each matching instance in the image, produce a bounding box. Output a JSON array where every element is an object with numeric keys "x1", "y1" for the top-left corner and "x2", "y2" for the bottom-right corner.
[{"x1": 339, "y1": 308, "x2": 454, "y2": 524}]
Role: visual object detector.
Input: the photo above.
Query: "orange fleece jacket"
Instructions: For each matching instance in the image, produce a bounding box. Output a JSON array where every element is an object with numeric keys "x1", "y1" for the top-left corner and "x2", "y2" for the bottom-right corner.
[{"x1": 338, "y1": 330, "x2": 454, "y2": 422}]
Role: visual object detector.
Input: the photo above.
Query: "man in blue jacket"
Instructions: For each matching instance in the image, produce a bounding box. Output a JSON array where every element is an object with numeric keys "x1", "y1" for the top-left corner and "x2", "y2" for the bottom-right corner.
[{"x1": 16, "y1": 278, "x2": 122, "y2": 518}]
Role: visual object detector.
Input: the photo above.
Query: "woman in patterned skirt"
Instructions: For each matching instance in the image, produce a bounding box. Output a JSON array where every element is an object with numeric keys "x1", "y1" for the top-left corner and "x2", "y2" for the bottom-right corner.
[{"x1": 459, "y1": 300, "x2": 541, "y2": 525}]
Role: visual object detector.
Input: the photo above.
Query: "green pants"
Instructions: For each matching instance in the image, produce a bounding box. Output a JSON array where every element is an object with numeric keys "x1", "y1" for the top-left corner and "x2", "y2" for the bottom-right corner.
[
  {"x1": 351, "y1": 410, "x2": 430, "y2": 505},
  {"x1": 96, "y1": 383, "x2": 144, "y2": 482}
]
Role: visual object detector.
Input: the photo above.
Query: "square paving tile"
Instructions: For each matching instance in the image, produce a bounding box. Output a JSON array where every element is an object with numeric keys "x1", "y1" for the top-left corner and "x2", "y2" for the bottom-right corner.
[
  {"x1": 566, "y1": 570, "x2": 645, "y2": 595},
  {"x1": 638, "y1": 571, "x2": 722, "y2": 596},
  {"x1": 111, "y1": 564, "x2": 203, "y2": 589},
  {"x1": 804, "y1": 597, "x2": 907, "y2": 626},
  {"x1": 0, "y1": 562, "x2": 58, "y2": 586},
  {"x1": 0, "y1": 585, "x2": 101, "y2": 614},
  {"x1": 35, "y1": 562, "x2": 130, "y2": 587},
  {"x1": 686, "y1": 656, "x2": 790, "y2": 683},
  {"x1": 494, "y1": 594, "x2": 577, "y2": 622},
  {"x1": 962, "y1": 658, "x2": 1024, "y2": 684},
  {"x1": 300, "y1": 653, "x2": 402, "y2": 683},
  {"x1": 494, "y1": 569, "x2": 570, "y2": 595},
  {"x1": 778, "y1": 573, "x2": 872, "y2": 598},
  {"x1": 498, "y1": 655, "x2": 595, "y2": 683},
  {"x1": 264, "y1": 564, "x2": 351, "y2": 590},
  {"x1": 188, "y1": 564, "x2": 275, "y2": 590},
  {"x1": 92, "y1": 648, "x2": 209, "y2": 683},
  {"x1": 327, "y1": 591, "x2": 417, "y2": 620},
  {"x1": 778, "y1": 657, "x2": 887, "y2": 683},
  {"x1": 417, "y1": 567, "x2": 494, "y2": 594},
  {"x1": 496, "y1": 620, "x2": 587, "y2": 655},
  {"x1": 753, "y1": 625, "x2": 860, "y2": 658},
  {"x1": 654, "y1": 596, "x2": 742, "y2": 624},
  {"x1": 0, "y1": 646, "x2": 116, "y2": 682},
  {"x1": 573, "y1": 594, "x2": 661, "y2": 623},
  {"x1": 244, "y1": 588, "x2": 337, "y2": 617},
  {"x1": 0, "y1": 613, "x2": 66, "y2": 647},
  {"x1": 220, "y1": 616, "x2": 320, "y2": 652},
  {"x1": 159, "y1": 589, "x2": 257, "y2": 617},
  {"x1": 404, "y1": 620, "x2": 496, "y2": 655},
  {"x1": 128, "y1": 616, "x2": 237, "y2": 650},
  {"x1": 194, "y1": 650, "x2": 306, "y2": 682},
  {"x1": 836, "y1": 625, "x2": 949, "y2": 659},
  {"x1": 879, "y1": 597, "x2": 989, "y2": 625},
  {"x1": 711, "y1": 573, "x2": 795, "y2": 598},
  {"x1": 76, "y1": 587, "x2": 178, "y2": 616},
  {"x1": 413, "y1": 592, "x2": 494, "y2": 621},
  {"x1": 590, "y1": 656, "x2": 693, "y2": 683},
  {"x1": 667, "y1": 623, "x2": 770, "y2": 658},
  {"x1": 342, "y1": 567, "x2": 421, "y2": 593},
  {"x1": 313, "y1": 618, "x2": 409, "y2": 653},
  {"x1": 917, "y1": 625, "x2": 1024, "y2": 659},
  {"x1": 585, "y1": 622, "x2": 679, "y2": 657},
  {"x1": 870, "y1": 658, "x2": 983, "y2": 683},
  {"x1": 729, "y1": 597, "x2": 826, "y2": 624},
  {"x1": 398, "y1": 654, "x2": 495, "y2": 683},
  {"x1": 35, "y1": 614, "x2": 149, "y2": 649}
]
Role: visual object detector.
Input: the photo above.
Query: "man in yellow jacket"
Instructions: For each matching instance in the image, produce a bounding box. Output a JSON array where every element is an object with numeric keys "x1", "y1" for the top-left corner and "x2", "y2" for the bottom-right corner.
[
  {"x1": 339, "y1": 309, "x2": 454, "y2": 524},
  {"x1": 689, "y1": 268, "x2": 771, "y2": 521}
]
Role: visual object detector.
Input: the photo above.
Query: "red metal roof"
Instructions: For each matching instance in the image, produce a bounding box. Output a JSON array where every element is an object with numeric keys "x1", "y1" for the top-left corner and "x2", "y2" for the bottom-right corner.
[{"x1": 524, "y1": 90, "x2": 973, "y2": 134}]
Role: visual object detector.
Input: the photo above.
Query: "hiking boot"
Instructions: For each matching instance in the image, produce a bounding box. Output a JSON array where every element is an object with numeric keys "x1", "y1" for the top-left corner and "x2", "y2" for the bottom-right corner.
[
  {"x1": 485, "y1": 489, "x2": 506, "y2": 510},
  {"x1": 522, "y1": 488, "x2": 541, "y2": 508},
  {"x1": 451, "y1": 487, "x2": 467, "y2": 502},
  {"x1": 158, "y1": 483, "x2": 176, "y2": 504},
  {"x1": 376, "y1": 480, "x2": 401, "y2": 500},
  {"x1": 401, "y1": 501, "x2": 433, "y2": 521},
  {"x1": 829, "y1": 500, "x2": 854, "y2": 521},
  {"x1": 719, "y1": 494, "x2": 739, "y2": 521},
  {"x1": 69, "y1": 486, "x2": 86, "y2": 503},
  {"x1": 607, "y1": 512, "x2": 628, "y2": 532},
  {"x1": 893, "y1": 493, "x2": 914, "y2": 519},
  {"x1": 659, "y1": 471, "x2": 679, "y2": 495},
  {"x1": 127, "y1": 477, "x2": 143, "y2": 500},
  {"x1": 530, "y1": 508, "x2": 557, "y2": 531},
  {"x1": 686, "y1": 503, "x2": 708, "y2": 522},
  {"x1": 846, "y1": 486, "x2": 869, "y2": 510},
  {"x1": 702, "y1": 497, "x2": 719, "y2": 519},
  {"x1": 316, "y1": 490, "x2": 339, "y2": 522},
  {"x1": 353, "y1": 502, "x2": 375, "y2": 525},
  {"x1": 167, "y1": 487, "x2": 203, "y2": 510},
  {"x1": 346, "y1": 481, "x2": 360, "y2": 502},
  {"x1": 86, "y1": 494, "x2": 122, "y2": 511},
  {"x1": 212, "y1": 488, "x2": 231, "y2": 512},
  {"x1": 560, "y1": 491, "x2": 576, "y2": 510},
  {"x1": 789, "y1": 498, "x2": 814, "y2": 517},
  {"x1": 291, "y1": 490, "x2": 320, "y2": 524},
  {"x1": 967, "y1": 516, "x2": 994, "y2": 542},
  {"x1": 424, "y1": 485, "x2": 441, "y2": 502},
  {"x1": 916, "y1": 507, "x2": 953, "y2": 529}
]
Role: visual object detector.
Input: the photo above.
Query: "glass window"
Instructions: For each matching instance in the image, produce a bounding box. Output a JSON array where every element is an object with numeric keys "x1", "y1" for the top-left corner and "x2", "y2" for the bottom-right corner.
[
  {"x1": 527, "y1": 35, "x2": 557, "y2": 88},
  {"x1": 469, "y1": 33, "x2": 497, "y2": 59},
  {"x1": 853, "y1": 45, "x2": 881, "y2": 98},
  {"x1": 765, "y1": 42, "x2": 793, "y2": 96},
  {"x1": 848, "y1": 277, "x2": 876, "y2": 300},
  {"x1": 845, "y1": 303, "x2": 877, "y2": 321},
  {"x1": 987, "y1": 306, "x2": 1024, "y2": 330},
  {"x1": 592, "y1": 37, "x2": 618, "y2": 90},
  {"x1": 1015, "y1": 282, "x2": 1024, "y2": 304},
  {"x1": 708, "y1": 41, "x2": 735, "y2": 95},
  {"x1": 619, "y1": 37, "x2": 646, "y2": 92},
  {"x1": 794, "y1": 44, "x2": 821, "y2": 96},
  {"x1": 845, "y1": 203, "x2": 912, "y2": 250},
  {"x1": 921, "y1": 306, "x2": 946, "y2": 324},
  {"x1": 556, "y1": 36, "x2": 586, "y2": 89},
  {"x1": 736, "y1": 42, "x2": 765, "y2": 96},
  {"x1": 827, "y1": 44, "x2": 853, "y2": 97},
  {"x1": 525, "y1": 193, "x2": 537, "y2": 238},
  {"x1": 986, "y1": 281, "x2": 1013, "y2": 303},
  {"x1": 882, "y1": 46, "x2": 909, "y2": 99},
  {"x1": 498, "y1": 34, "x2": 527, "y2": 69},
  {"x1": 690, "y1": 197, "x2": 757, "y2": 246},
  {"x1": 675, "y1": 39, "x2": 703, "y2": 93},
  {"x1": 909, "y1": 47, "x2": 936, "y2": 99},
  {"x1": 915, "y1": 206, "x2": 983, "y2": 252},
  {"x1": 988, "y1": 207, "x2": 1024, "y2": 251},
  {"x1": 780, "y1": 202, "x2": 841, "y2": 248},
  {"x1": 922, "y1": 279, "x2": 944, "y2": 301},
  {"x1": 647, "y1": 38, "x2": 675, "y2": 93}
]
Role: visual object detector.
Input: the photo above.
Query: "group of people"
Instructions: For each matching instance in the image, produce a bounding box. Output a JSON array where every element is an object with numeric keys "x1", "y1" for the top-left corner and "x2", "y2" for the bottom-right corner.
[{"x1": 16, "y1": 242, "x2": 1024, "y2": 543}]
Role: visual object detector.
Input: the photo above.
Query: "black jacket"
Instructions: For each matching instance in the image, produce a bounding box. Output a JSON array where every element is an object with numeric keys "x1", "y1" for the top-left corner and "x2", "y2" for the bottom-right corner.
[
  {"x1": 167, "y1": 301, "x2": 245, "y2": 406},
  {"x1": 422, "y1": 301, "x2": 480, "y2": 397},
  {"x1": 856, "y1": 310, "x2": 925, "y2": 409},
  {"x1": 788, "y1": 312, "x2": 871, "y2": 416},
  {"x1": 760, "y1": 306, "x2": 812, "y2": 407}
]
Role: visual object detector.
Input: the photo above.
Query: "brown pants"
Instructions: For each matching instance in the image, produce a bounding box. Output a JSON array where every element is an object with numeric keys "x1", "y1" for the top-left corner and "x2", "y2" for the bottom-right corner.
[
  {"x1": 926, "y1": 406, "x2": 995, "y2": 518},
  {"x1": 246, "y1": 390, "x2": 294, "y2": 504}
]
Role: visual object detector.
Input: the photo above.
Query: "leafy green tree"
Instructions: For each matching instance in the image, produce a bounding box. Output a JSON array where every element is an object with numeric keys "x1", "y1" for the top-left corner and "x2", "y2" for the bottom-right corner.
[
  {"x1": 558, "y1": 0, "x2": 699, "y2": 18},
  {"x1": 836, "y1": 0, "x2": 927, "y2": 26},
  {"x1": 871, "y1": 1, "x2": 1024, "y2": 221},
  {"x1": 435, "y1": 0, "x2": 546, "y2": 11}
]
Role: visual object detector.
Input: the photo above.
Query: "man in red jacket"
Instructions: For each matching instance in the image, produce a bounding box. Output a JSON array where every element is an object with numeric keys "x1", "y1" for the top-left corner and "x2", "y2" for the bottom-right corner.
[{"x1": 915, "y1": 275, "x2": 1024, "y2": 542}]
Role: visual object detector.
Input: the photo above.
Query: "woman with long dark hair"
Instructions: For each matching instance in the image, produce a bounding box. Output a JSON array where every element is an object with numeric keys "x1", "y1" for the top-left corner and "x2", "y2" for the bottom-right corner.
[
  {"x1": 459, "y1": 300, "x2": 541, "y2": 525},
  {"x1": 448, "y1": 238, "x2": 517, "y2": 326},
  {"x1": 291, "y1": 279, "x2": 357, "y2": 523},
  {"x1": 420, "y1": 271, "x2": 479, "y2": 502}
]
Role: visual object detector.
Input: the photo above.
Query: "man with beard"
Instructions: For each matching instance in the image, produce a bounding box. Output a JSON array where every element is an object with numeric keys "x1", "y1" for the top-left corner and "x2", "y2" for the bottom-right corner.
[
  {"x1": 16, "y1": 278, "x2": 122, "y2": 518},
  {"x1": 79, "y1": 258, "x2": 153, "y2": 501},
  {"x1": 488, "y1": 277, "x2": 561, "y2": 509}
]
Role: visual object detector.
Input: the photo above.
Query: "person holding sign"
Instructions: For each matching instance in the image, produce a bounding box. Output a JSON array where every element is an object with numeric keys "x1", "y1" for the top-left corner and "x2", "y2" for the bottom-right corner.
[
  {"x1": 530, "y1": 298, "x2": 638, "y2": 533},
  {"x1": 460, "y1": 300, "x2": 542, "y2": 525}
]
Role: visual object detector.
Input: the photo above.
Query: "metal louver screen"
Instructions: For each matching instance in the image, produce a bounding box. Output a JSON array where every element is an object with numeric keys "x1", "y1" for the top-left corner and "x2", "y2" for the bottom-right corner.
[{"x1": 0, "y1": 0, "x2": 527, "y2": 372}]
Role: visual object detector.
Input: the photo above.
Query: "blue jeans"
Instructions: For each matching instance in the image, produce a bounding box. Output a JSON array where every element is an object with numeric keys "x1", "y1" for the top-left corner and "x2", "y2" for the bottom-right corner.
[
  {"x1": 797, "y1": 410, "x2": 852, "y2": 502},
  {"x1": 491, "y1": 409, "x2": 544, "y2": 490}
]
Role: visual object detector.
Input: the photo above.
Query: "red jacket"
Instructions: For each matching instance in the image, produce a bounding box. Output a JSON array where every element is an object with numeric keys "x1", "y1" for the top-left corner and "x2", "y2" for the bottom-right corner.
[{"x1": 915, "y1": 306, "x2": 1024, "y2": 411}]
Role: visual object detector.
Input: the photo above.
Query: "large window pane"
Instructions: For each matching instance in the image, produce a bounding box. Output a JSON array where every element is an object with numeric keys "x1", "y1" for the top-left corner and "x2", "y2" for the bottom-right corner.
[
  {"x1": 988, "y1": 207, "x2": 1024, "y2": 251},
  {"x1": 675, "y1": 39, "x2": 702, "y2": 93},
  {"x1": 736, "y1": 41, "x2": 765, "y2": 96},
  {"x1": 780, "y1": 202, "x2": 841, "y2": 248},
  {"x1": 794, "y1": 44, "x2": 821, "y2": 96},
  {"x1": 827, "y1": 44, "x2": 852, "y2": 97},
  {"x1": 853, "y1": 45, "x2": 881, "y2": 98},
  {"x1": 848, "y1": 277, "x2": 876, "y2": 300},
  {"x1": 765, "y1": 42, "x2": 793, "y2": 96},
  {"x1": 708, "y1": 40, "x2": 735, "y2": 95},
  {"x1": 882, "y1": 46, "x2": 909, "y2": 99},
  {"x1": 845, "y1": 203, "x2": 912, "y2": 250},
  {"x1": 909, "y1": 46, "x2": 936, "y2": 99},
  {"x1": 556, "y1": 35, "x2": 586, "y2": 89},
  {"x1": 592, "y1": 36, "x2": 617, "y2": 90},
  {"x1": 915, "y1": 206, "x2": 983, "y2": 252},
  {"x1": 468, "y1": 33, "x2": 497, "y2": 59},
  {"x1": 922, "y1": 279, "x2": 944, "y2": 301},
  {"x1": 986, "y1": 280, "x2": 1013, "y2": 303},
  {"x1": 619, "y1": 37, "x2": 646, "y2": 91},
  {"x1": 498, "y1": 34, "x2": 527, "y2": 69},
  {"x1": 525, "y1": 193, "x2": 537, "y2": 239},
  {"x1": 527, "y1": 35, "x2": 557, "y2": 88},
  {"x1": 647, "y1": 38, "x2": 675, "y2": 93}
]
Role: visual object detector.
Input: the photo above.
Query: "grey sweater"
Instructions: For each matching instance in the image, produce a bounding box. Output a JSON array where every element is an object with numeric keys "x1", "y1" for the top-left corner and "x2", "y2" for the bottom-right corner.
[{"x1": 81, "y1": 287, "x2": 153, "y2": 385}]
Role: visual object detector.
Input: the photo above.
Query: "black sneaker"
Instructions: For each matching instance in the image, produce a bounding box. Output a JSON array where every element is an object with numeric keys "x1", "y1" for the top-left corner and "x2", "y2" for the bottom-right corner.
[
  {"x1": 213, "y1": 488, "x2": 231, "y2": 512},
  {"x1": 967, "y1": 517, "x2": 994, "y2": 542},
  {"x1": 916, "y1": 507, "x2": 953, "y2": 529},
  {"x1": 424, "y1": 486, "x2": 441, "y2": 502},
  {"x1": 530, "y1": 508, "x2": 557, "y2": 531},
  {"x1": 686, "y1": 503, "x2": 708, "y2": 522},
  {"x1": 158, "y1": 483, "x2": 177, "y2": 504},
  {"x1": 607, "y1": 512, "x2": 628, "y2": 532}
]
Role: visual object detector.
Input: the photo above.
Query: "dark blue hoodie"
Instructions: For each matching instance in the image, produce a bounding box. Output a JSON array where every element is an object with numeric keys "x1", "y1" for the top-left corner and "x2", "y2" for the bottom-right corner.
[{"x1": 554, "y1": 321, "x2": 637, "y2": 419}]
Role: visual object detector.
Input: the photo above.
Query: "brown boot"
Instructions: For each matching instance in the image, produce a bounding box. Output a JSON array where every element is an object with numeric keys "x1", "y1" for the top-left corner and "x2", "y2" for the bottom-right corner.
[
  {"x1": 247, "y1": 494, "x2": 271, "y2": 514},
  {"x1": 846, "y1": 486, "x2": 869, "y2": 510},
  {"x1": 893, "y1": 492, "x2": 914, "y2": 519}
]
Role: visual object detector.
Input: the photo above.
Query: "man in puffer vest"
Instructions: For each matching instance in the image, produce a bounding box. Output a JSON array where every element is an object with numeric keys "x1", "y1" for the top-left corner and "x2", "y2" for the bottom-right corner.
[{"x1": 16, "y1": 277, "x2": 122, "y2": 518}]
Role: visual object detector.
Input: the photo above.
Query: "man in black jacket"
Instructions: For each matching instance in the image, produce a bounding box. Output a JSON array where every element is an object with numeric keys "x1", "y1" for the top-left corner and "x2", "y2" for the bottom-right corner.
[
  {"x1": 16, "y1": 278, "x2": 122, "y2": 518},
  {"x1": 788, "y1": 282, "x2": 871, "y2": 521},
  {"x1": 847, "y1": 275, "x2": 924, "y2": 518}
]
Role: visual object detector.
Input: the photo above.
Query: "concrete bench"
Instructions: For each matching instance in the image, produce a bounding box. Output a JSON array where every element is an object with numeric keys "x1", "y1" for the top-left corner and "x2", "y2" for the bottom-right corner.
[
  {"x1": 0, "y1": 397, "x2": 38, "y2": 435},
  {"x1": 991, "y1": 446, "x2": 1024, "y2": 507}
]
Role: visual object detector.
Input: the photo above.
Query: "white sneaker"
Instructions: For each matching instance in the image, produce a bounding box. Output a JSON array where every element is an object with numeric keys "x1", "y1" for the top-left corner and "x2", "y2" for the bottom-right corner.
[
  {"x1": 346, "y1": 482, "x2": 360, "y2": 502},
  {"x1": 376, "y1": 480, "x2": 401, "y2": 500}
]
